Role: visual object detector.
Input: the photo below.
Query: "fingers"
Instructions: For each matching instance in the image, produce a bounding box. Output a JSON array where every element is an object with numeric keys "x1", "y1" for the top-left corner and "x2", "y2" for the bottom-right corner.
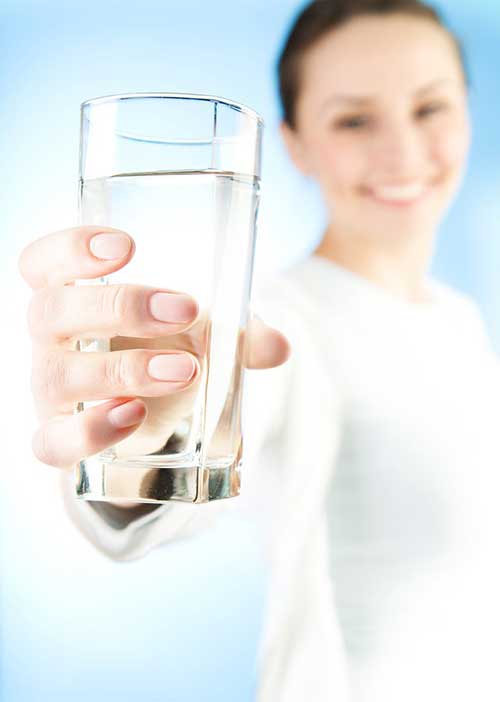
[
  {"x1": 27, "y1": 284, "x2": 199, "y2": 344},
  {"x1": 18, "y1": 225, "x2": 291, "y2": 368},
  {"x1": 18, "y1": 226, "x2": 136, "y2": 289},
  {"x1": 243, "y1": 316, "x2": 292, "y2": 369},
  {"x1": 32, "y1": 398, "x2": 148, "y2": 470},
  {"x1": 31, "y1": 347, "x2": 201, "y2": 414}
]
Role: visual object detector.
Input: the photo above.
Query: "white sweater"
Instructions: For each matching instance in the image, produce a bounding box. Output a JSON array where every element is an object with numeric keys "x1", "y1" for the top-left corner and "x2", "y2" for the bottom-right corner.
[{"x1": 61, "y1": 255, "x2": 500, "y2": 701}]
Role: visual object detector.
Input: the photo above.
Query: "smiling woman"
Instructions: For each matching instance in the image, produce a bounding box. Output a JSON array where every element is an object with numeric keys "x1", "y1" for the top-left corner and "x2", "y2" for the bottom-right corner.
[
  {"x1": 16, "y1": 1, "x2": 500, "y2": 701},
  {"x1": 278, "y1": 3, "x2": 472, "y2": 303}
]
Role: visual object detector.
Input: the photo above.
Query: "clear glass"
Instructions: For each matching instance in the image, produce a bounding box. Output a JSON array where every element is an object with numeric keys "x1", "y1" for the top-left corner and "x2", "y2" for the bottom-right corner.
[{"x1": 75, "y1": 92, "x2": 263, "y2": 504}]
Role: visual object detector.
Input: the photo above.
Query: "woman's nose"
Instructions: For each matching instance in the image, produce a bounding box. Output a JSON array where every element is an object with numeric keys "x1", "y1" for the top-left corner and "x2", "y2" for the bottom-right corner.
[{"x1": 372, "y1": 120, "x2": 427, "y2": 180}]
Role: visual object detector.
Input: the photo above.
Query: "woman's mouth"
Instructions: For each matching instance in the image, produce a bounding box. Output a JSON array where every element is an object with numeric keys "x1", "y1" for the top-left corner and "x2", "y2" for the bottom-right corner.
[{"x1": 365, "y1": 182, "x2": 430, "y2": 207}]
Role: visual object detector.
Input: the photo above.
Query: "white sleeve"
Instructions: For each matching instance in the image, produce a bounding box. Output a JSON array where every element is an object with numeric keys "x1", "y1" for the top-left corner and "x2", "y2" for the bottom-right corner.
[
  {"x1": 59, "y1": 275, "x2": 293, "y2": 562},
  {"x1": 59, "y1": 471, "x2": 234, "y2": 561}
]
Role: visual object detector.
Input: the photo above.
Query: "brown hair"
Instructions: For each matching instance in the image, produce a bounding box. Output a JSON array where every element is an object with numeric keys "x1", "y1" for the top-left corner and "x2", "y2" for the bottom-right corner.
[{"x1": 278, "y1": 0, "x2": 469, "y2": 129}]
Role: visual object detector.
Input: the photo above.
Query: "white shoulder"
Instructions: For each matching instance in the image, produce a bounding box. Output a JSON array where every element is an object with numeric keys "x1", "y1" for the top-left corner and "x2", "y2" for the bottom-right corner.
[
  {"x1": 431, "y1": 279, "x2": 480, "y2": 312},
  {"x1": 430, "y1": 280, "x2": 491, "y2": 349}
]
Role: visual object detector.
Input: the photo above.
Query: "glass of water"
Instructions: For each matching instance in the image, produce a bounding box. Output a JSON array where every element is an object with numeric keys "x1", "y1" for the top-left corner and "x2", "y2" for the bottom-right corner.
[{"x1": 75, "y1": 92, "x2": 263, "y2": 505}]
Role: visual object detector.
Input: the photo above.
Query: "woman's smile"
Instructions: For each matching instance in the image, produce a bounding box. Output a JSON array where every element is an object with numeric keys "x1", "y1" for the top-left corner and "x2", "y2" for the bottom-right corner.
[{"x1": 361, "y1": 181, "x2": 432, "y2": 208}]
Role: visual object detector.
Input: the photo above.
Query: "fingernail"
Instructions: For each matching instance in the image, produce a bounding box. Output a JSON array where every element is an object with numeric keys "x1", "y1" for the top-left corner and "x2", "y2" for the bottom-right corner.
[
  {"x1": 149, "y1": 292, "x2": 198, "y2": 323},
  {"x1": 108, "y1": 399, "x2": 146, "y2": 428},
  {"x1": 89, "y1": 232, "x2": 131, "y2": 260},
  {"x1": 147, "y1": 354, "x2": 197, "y2": 382}
]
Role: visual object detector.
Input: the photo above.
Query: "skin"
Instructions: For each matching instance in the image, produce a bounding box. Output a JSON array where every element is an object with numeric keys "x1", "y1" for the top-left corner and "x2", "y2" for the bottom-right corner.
[
  {"x1": 280, "y1": 13, "x2": 471, "y2": 303},
  {"x1": 18, "y1": 226, "x2": 291, "y2": 487}
]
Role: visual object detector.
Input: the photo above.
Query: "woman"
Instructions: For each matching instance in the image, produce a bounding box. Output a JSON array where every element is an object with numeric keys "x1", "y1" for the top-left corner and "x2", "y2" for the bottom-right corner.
[{"x1": 18, "y1": 0, "x2": 500, "y2": 700}]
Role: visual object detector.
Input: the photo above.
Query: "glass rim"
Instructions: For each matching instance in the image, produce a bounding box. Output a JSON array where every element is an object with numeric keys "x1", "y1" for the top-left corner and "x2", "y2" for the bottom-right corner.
[{"x1": 80, "y1": 91, "x2": 265, "y2": 126}]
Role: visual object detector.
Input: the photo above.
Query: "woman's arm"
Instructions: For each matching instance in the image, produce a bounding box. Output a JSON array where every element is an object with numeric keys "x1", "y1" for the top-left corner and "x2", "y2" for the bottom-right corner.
[
  {"x1": 59, "y1": 472, "x2": 232, "y2": 561},
  {"x1": 58, "y1": 277, "x2": 295, "y2": 561}
]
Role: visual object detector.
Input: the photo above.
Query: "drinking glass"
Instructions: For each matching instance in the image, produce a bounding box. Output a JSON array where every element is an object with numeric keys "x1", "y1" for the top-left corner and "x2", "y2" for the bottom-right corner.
[{"x1": 75, "y1": 92, "x2": 263, "y2": 504}]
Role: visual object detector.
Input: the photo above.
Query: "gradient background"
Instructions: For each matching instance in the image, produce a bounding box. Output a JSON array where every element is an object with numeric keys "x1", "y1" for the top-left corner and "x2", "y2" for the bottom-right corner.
[{"x1": 2, "y1": 1, "x2": 500, "y2": 700}]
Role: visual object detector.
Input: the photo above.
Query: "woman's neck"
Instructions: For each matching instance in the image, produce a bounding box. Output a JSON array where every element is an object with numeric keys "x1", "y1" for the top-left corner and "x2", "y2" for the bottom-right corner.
[{"x1": 313, "y1": 223, "x2": 436, "y2": 304}]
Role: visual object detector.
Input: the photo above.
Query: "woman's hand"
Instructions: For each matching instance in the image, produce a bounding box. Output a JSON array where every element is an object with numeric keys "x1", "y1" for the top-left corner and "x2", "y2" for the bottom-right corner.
[{"x1": 18, "y1": 226, "x2": 291, "y2": 471}]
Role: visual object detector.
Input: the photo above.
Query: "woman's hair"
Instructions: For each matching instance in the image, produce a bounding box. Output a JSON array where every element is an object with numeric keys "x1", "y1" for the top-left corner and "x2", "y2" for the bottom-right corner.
[{"x1": 278, "y1": 0, "x2": 469, "y2": 129}]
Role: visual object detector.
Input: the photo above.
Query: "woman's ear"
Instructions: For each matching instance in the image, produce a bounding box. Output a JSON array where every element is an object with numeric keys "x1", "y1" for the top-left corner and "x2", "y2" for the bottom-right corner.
[{"x1": 279, "y1": 120, "x2": 312, "y2": 176}]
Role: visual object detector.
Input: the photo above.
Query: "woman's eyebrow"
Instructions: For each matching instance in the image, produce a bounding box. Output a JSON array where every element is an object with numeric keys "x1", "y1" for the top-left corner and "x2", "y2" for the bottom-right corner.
[
  {"x1": 414, "y1": 78, "x2": 453, "y2": 95},
  {"x1": 320, "y1": 94, "x2": 374, "y2": 111},
  {"x1": 317, "y1": 78, "x2": 452, "y2": 116}
]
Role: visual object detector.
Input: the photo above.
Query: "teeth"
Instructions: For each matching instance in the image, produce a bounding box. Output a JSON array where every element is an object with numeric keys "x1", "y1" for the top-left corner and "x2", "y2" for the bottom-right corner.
[{"x1": 373, "y1": 184, "x2": 425, "y2": 201}]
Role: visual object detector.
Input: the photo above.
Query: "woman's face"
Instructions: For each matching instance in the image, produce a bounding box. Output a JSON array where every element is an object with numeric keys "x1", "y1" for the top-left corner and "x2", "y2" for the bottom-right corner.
[{"x1": 281, "y1": 14, "x2": 471, "y2": 242}]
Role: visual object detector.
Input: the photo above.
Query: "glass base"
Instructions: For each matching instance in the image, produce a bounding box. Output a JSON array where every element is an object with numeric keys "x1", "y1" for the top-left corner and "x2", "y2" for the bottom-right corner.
[{"x1": 75, "y1": 455, "x2": 242, "y2": 504}]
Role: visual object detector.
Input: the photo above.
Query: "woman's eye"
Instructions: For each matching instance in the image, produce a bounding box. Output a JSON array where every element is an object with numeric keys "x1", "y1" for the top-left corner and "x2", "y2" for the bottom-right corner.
[
  {"x1": 416, "y1": 102, "x2": 447, "y2": 119},
  {"x1": 334, "y1": 115, "x2": 371, "y2": 130}
]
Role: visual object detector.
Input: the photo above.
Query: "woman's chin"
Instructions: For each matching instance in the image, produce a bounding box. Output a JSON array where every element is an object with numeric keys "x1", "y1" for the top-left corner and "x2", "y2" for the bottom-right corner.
[{"x1": 356, "y1": 210, "x2": 441, "y2": 242}]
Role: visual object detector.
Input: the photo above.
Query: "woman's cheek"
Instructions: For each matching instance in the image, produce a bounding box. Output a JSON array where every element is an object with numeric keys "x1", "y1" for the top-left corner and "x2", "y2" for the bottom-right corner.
[
  {"x1": 431, "y1": 116, "x2": 471, "y2": 172},
  {"x1": 316, "y1": 140, "x2": 364, "y2": 194}
]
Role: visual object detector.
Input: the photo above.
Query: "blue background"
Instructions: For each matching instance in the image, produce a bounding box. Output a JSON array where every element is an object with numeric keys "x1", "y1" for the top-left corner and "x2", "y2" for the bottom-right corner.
[{"x1": 2, "y1": 1, "x2": 500, "y2": 700}]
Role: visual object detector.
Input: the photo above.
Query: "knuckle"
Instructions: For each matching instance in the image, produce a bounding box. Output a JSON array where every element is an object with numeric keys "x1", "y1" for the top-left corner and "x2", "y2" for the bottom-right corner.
[
  {"x1": 18, "y1": 240, "x2": 43, "y2": 288},
  {"x1": 32, "y1": 426, "x2": 58, "y2": 467},
  {"x1": 27, "y1": 288, "x2": 58, "y2": 339},
  {"x1": 104, "y1": 351, "x2": 139, "y2": 392},
  {"x1": 32, "y1": 351, "x2": 68, "y2": 405},
  {"x1": 26, "y1": 291, "x2": 44, "y2": 337},
  {"x1": 18, "y1": 246, "x2": 30, "y2": 283},
  {"x1": 102, "y1": 285, "x2": 131, "y2": 326}
]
